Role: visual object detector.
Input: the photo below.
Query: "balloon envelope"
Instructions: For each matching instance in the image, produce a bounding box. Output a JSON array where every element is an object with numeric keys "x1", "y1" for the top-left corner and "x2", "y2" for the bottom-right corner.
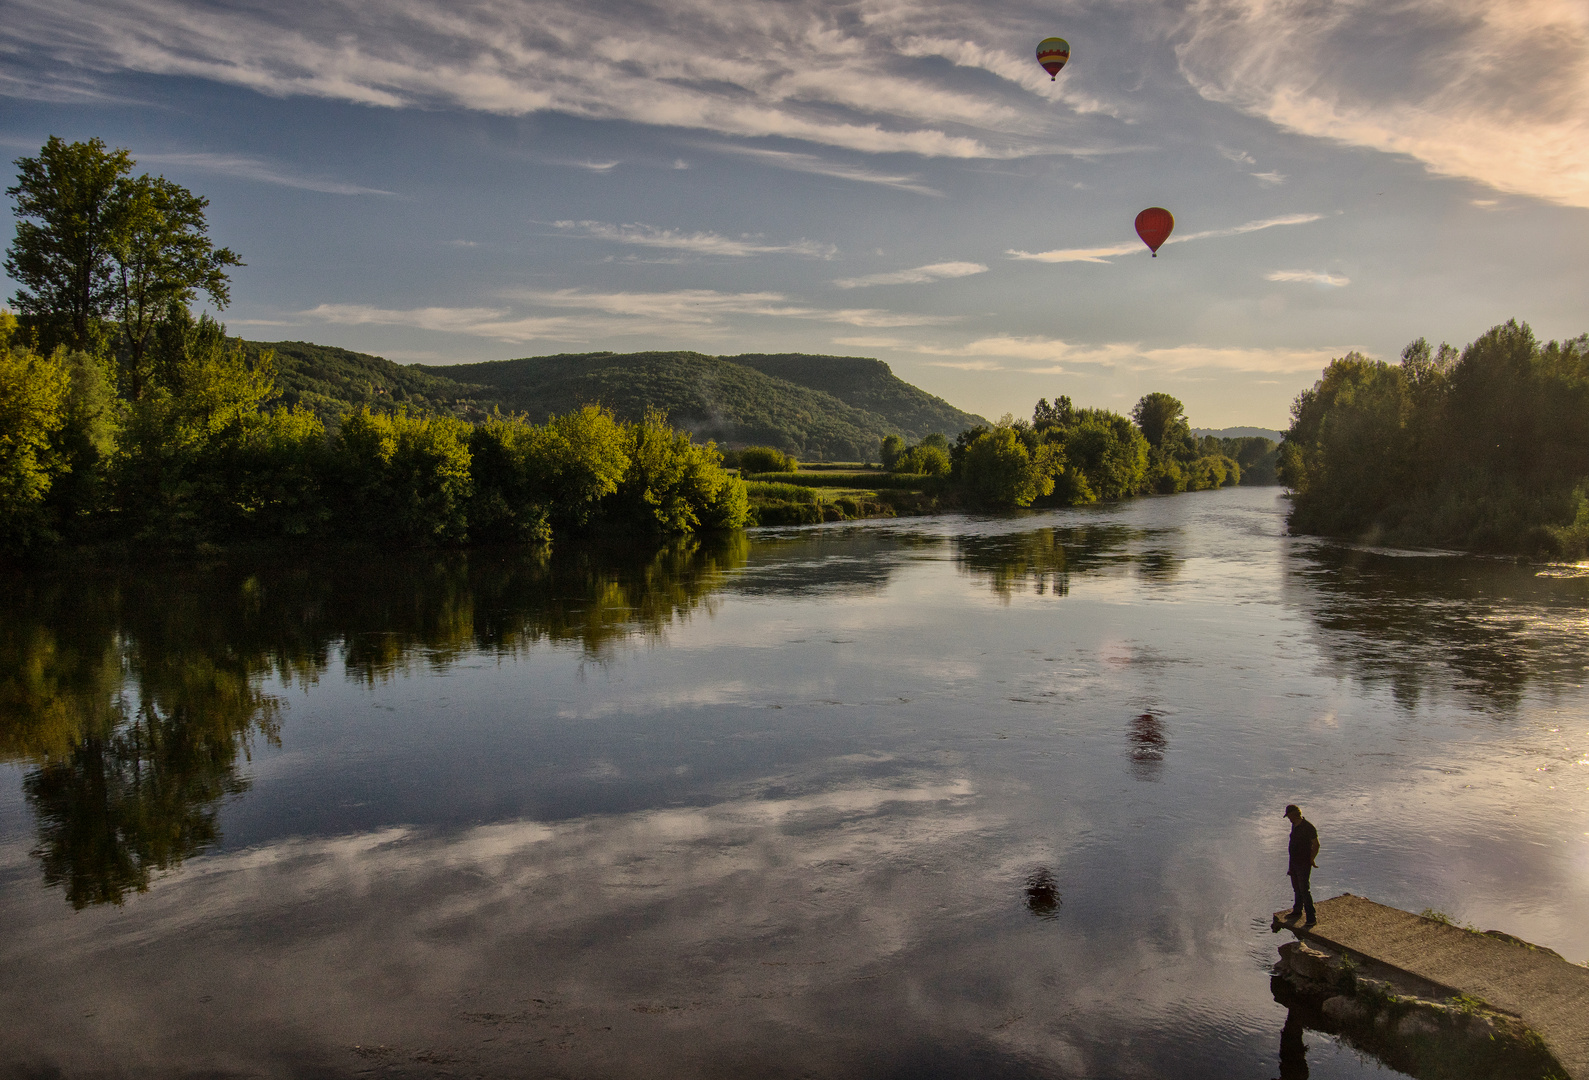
[
  {"x1": 1036, "y1": 38, "x2": 1070, "y2": 79},
  {"x1": 1135, "y1": 207, "x2": 1174, "y2": 256}
]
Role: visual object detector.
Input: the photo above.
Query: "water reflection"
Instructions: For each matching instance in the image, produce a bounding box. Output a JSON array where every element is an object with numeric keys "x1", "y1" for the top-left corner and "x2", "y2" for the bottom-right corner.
[
  {"x1": 1023, "y1": 867, "x2": 1061, "y2": 919},
  {"x1": 0, "y1": 535, "x2": 748, "y2": 906},
  {"x1": 1291, "y1": 543, "x2": 1589, "y2": 711},
  {"x1": 1275, "y1": 1009, "x2": 1309, "y2": 1080},
  {"x1": 954, "y1": 524, "x2": 1149, "y2": 601},
  {"x1": 1127, "y1": 711, "x2": 1168, "y2": 782}
]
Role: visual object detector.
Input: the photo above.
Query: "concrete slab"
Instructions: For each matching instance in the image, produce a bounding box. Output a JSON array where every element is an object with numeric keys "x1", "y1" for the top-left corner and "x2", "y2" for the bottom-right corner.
[{"x1": 1274, "y1": 893, "x2": 1589, "y2": 1080}]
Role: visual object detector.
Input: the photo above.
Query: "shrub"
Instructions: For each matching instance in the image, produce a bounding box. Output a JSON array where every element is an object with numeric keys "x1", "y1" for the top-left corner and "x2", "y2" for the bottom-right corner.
[{"x1": 740, "y1": 445, "x2": 797, "y2": 474}]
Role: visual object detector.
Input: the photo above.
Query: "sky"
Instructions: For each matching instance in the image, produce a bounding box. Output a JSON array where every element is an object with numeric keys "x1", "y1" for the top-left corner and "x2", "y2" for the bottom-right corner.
[{"x1": 2, "y1": 0, "x2": 1587, "y2": 429}]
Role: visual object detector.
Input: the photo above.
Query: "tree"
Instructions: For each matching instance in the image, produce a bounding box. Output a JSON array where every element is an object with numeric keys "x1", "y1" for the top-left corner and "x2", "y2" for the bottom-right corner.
[
  {"x1": 1131, "y1": 392, "x2": 1190, "y2": 450},
  {"x1": 5, "y1": 137, "x2": 133, "y2": 354},
  {"x1": 960, "y1": 427, "x2": 1060, "y2": 508},
  {"x1": 111, "y1": 176, "x2": 241, "y2": 394},
  {"x1": 5, "y1": 138, "x2": 242, "y2": 393},
  {"x1": 0, "y1": 311, "x2": 72, "y2": 547}
]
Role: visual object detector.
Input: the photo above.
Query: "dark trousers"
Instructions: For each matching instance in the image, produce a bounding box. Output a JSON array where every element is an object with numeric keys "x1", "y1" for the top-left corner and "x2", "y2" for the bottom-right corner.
[{"x1": 1289, "y1": 868, "x2": 1315, "y2": 922}]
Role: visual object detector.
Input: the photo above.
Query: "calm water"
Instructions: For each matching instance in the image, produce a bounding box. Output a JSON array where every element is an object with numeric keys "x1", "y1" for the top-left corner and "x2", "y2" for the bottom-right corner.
[{"x1": 3, "y1": 486, "x2": 1588, "y2": 1079}]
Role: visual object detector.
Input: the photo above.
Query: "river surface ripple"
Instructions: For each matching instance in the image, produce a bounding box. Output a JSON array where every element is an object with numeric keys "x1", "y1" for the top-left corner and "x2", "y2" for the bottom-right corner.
[{"x1": 3, "y1": 486, "x2": 1587, "y2": 1078}]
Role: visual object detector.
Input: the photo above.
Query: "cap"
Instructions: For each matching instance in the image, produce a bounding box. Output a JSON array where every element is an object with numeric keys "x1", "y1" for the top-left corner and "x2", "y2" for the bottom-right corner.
[{"x1": 1283, "y1": 804, "x2": 1300, "y2": 817}]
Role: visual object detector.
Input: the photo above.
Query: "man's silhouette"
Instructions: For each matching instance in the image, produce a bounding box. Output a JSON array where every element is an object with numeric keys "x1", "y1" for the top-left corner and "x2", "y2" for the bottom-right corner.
[{"x1": 1284, "y1": 804, "x2": 1319, "y2": 926}]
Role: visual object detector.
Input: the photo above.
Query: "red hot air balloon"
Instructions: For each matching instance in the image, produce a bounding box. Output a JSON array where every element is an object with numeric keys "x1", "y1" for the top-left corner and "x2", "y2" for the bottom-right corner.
[
  {"x1": 1135, "y1": 207, "x2": 1174, "y2": 257},
  {"x1": 1036, "y1": 38, "x2": 1070, "y2": 80}
]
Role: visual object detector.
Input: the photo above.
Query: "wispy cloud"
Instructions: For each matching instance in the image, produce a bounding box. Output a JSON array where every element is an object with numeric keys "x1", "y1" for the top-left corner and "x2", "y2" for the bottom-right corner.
[
  {"x1": 1177, "y1": 0, "x2": 1589, "y2": 208},
  {"x1": 552, "y1": 220, "x2": 835, "y2": 258},
  {"x1": 563, "y1": 160, "x2": 619, "y2": 172},
  {"x1": 701, "y1": 145, "x2": 945, "y2": 196},
  {"x1": 1266, "y1": 269, "x2": 1349, "y2": 287},
  {"x1": 1007, "y1": 213, "x2": 1324, "y2": 263},
  {"x1": 832, "y1": 262, "x2": 987, "y2": 288},
  {"x1": 138, "y1": 152, "x2": 394, "y2": 195},
  {"x1": 300, "y1": 288, "x2": 957, "y2": 344},
  {"x1": 0, "y1": 0, "x2": 1071, "y2": 161},
  {"x1": 1250, "y1": 171, "x2": 1286, "y2": 185},
  {"x1": 915, "y1": 334, "x2": 1344, "y2": 374}
]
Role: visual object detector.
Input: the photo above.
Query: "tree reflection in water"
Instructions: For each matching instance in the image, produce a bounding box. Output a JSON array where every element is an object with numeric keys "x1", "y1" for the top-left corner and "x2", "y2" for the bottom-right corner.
[
  {"x1": 1291, "y1": 544, "x2": 1589, "y2": 712},
  {"x1": 0, "y1": 535, "x2": 748, "y2": 907},
  {"x1": 954, "y1": 524, "x2": 1157, "y2": 602}
]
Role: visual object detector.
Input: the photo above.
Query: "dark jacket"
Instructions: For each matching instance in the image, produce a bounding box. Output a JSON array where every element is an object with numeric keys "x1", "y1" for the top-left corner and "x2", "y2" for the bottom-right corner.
[{"x1": 1288, "y1": 817, "x2": 1318, "y2": 875}]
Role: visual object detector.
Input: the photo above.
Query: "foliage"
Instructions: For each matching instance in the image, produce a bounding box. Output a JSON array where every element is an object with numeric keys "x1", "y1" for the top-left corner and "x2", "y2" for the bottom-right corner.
[
  {"x1": 606, "y1": 410, "x2": 748, "y2": 535},
  {"x1": 1281, "y1": 320, "x2": 1589, "y2": 555},
  {"x1": 958, "y1": 425, "x2": 1061, "y2": 509},
  {"x1": 5, "y1": 137, "x2": 239, "y2": 374},
  {"x1": 4, "y1": 137, "x2": 132, "y2": 354},
  {"x1": 739, "y1": 445, "x2": 798, "y2": 474},
  {"x1": 334, "y1": 408, "x2": 474, "y2": 546},
  {"x1": 0, "y1": 312, "x2": 72, "y2": 548}
]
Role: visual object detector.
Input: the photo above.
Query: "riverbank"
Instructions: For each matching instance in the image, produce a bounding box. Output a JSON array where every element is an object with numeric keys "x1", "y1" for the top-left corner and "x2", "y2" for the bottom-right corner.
[{"x1": 1271, "y1": 894, "x2": 1589, "y2": 1079}]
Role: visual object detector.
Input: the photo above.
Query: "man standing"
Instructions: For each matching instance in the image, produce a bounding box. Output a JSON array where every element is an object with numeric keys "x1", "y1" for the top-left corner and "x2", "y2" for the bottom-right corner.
[{"x1": 1284, "y1": 804, "x2": 1319, "y2": 926}]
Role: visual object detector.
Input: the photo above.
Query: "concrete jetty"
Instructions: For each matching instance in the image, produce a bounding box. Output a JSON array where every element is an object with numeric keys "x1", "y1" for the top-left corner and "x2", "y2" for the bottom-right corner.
[{"x1": 1273, "y1": 893, "x2": 1589, "y2": 1079}]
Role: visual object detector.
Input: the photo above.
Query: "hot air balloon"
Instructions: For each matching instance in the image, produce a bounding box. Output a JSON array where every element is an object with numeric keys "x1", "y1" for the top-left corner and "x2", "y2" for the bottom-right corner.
[
  {"x1": 1135, "y1": 207, "x2": 1174, "y2": 257},
  {"x1": 1036, "y1": 38, "x2": 1070, "y2": 80}
]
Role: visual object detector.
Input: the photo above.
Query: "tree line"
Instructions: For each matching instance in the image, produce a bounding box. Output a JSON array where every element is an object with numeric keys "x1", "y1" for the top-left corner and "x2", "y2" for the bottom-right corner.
[
  {"x1": 1279, "y1": 319, "x2": 1589, "y2": 555},
  {"x1": 877, "y1": 393, "x2": 1275, "y2": 509},
  {"x1": 0, "y1": 137, "x2": 746, "y2": 556}
]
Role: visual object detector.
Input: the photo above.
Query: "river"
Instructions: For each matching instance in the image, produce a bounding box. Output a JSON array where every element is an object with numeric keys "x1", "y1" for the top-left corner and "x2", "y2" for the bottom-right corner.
[{"x1": 2, "y1": 486, "x2": 1586, "y2": 1078}]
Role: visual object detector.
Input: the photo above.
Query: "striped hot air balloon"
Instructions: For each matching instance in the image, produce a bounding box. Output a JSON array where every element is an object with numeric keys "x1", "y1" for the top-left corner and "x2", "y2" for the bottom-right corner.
[{"x1": 1036, "y1": 38, "x2": 1070, "y2": 80}]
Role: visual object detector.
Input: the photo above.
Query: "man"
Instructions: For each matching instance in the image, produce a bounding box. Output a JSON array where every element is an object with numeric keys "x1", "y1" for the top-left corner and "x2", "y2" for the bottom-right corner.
[{"x1": 1284, "y1": 804, "x2": 1319, "y2": 926}]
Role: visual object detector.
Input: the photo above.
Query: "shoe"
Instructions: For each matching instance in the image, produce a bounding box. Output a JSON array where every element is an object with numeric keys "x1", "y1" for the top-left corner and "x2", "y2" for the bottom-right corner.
[
  {"x1": 1304, "y1": 918, "x2": 1317, "y2": 928},
  {"x1": 1286, "y1": 909, "x2": 1303, "y2": 920}
]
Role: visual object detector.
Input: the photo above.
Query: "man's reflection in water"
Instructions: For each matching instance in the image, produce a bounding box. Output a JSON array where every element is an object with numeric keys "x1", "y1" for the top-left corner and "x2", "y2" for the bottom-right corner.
[
  {"x1": 1275, "y1": 1009, "x2": 1309, "y2": 1080},
  {"x1": 1023, "y1": 867, "x2": 1061, "y2": 919}
]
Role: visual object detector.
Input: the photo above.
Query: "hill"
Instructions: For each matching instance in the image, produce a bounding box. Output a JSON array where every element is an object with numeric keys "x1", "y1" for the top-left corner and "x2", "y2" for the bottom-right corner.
[
  {"x1": 242, "y1": 340, "x2": 488, "y2": 418},
  {"x1": 418, "y1": 350, "x2": 985, "y2": 461},
  {"x1": 1193, "y1": 426, "x2": 1284, "y2": 443},
  {"x1": 240, "y1": 340, "x2": 986, "y2": 461}
]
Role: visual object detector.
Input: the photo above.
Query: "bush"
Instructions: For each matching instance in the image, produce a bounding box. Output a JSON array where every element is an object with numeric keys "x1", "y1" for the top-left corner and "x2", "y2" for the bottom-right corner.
[
  {"x1": 894, "y1": 444, "x2": 951, "y2": 477},
  {"x1": 335, "y1": 408, "x2": 473, "y2": 545},
  {"x1": 0, "y1": 317, "x2": 71, "y2": 548},
  {"x1": 739, "y1": 445, "x2": 797, "y2": 474}
]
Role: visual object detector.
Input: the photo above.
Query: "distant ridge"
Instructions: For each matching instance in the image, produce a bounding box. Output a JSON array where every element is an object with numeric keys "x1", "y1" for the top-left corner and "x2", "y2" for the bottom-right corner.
[
  {"x1": 244, "y1": 340, "x2": 987, "y2": 461},
  {"x1": 1193, "y1": 426, "x2": 1283, "y2": 443}
]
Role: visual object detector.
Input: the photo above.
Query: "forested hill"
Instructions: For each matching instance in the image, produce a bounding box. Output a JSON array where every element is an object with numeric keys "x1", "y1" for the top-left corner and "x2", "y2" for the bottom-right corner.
[{"x1": 245, "y1": 341, "x2": 987, "y2": 461}]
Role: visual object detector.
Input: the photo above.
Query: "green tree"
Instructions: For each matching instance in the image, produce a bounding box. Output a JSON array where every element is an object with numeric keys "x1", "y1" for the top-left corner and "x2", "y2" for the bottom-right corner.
[
  {"x1": 959, "y1": 426, "x2": 1060, "y2": 508},
  {"x1": 878, "y1": 433, "x2": 905, "y2": 469},
  {"x1": 4, "y1": 137, "x2": 133, "y2": 354},
  {"x1": 335, "y1": 409, "x2": 474, "y2": 546},
  {"x1": 1131, "y1": 392, "x2": 1190, "y2": 451},
  {"x1": 111, "y1": 176, "x2": 241, "y2": 395},
  {"x1": 0, "y1": 311, "x2": 72, "y2": 547}
]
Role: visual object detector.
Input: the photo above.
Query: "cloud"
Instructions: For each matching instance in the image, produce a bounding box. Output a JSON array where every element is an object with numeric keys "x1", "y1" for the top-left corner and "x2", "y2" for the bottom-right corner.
[
  {"x1": 564, "y1": 160, "x2": 620, "y2": 172},
  {"x1": 0, "y1": 0, "x2": 1092, "y2": 161},
  {"x1": 1218, "y1": 146, "x2": 1257, "y2": 165},
  {"x1": 1007, "y1": 212, "x2": 1324, "y2": 263},
  {"x1": 138, "y1": 152, "x2": 395, "y2": 195},
  {"x1": 552, "y1": 220, "x2": 835, "y2": 258},
  {"x1": 300, "y1": 288, "x2": 956, "y2": 344},
  {"x1": 831, "y1": 336, "x2": 909, "y2": 350},
  {"x1": 915, "y1": 335, "x2": 1345, "y2": 374},
  {"x1": 700, "y1": 145, "x2": 946, "y2": 196},
  {"x1": 832, "y1": 262, "x2": 988, "y2": 288},
  {"x1": 1250, "y1": 171, "x2": 1286, "y2": 185},
  {"x1": 1266, "y1": 269, "x2": 1350, "y2": 287},
  {"x1": 1176, "y1": 0, "x2": 1589, "y2": 208}
]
